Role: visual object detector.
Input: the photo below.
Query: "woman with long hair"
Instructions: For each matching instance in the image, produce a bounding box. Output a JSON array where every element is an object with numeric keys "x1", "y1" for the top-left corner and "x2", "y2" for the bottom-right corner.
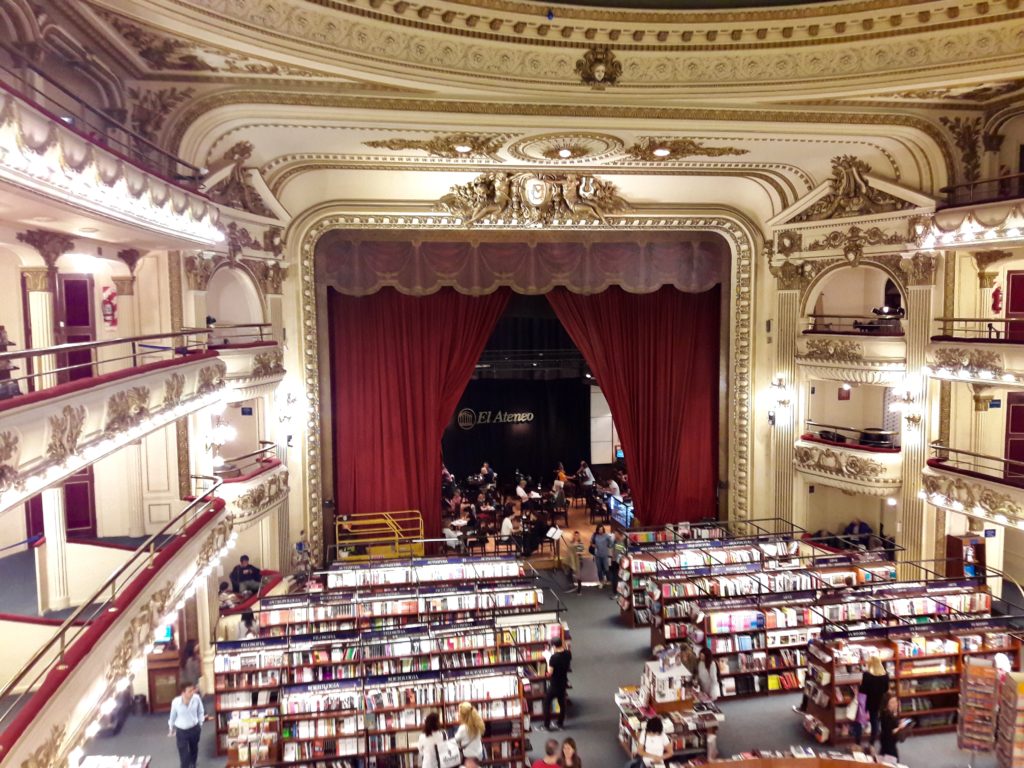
[
  {"x1": 454, "y1": 701, "x2": 485, "y2": 767},
  {"x1": 696, "y1": 647, "x2": 720, "y2": 701},
  {"x1": 416, "y1": 712, "x2": 444, "y2": 768},
  {"x1": 861, "y1": 653, "x2": 890, "y2": 746},
  {"x1": 635, "y1": 716, "x2": 671, "y2": 767},
  {"x1": 558, "y1": 737, "x2": 582, "y2": 768}
]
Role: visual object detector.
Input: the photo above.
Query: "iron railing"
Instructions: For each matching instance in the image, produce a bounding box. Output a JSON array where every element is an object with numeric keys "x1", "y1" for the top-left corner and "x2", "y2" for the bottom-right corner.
[
  {"x1": 804, "y1": 420, "x2": 900, "y2": 450},
  {"x1": 933, "y1": 317, "x2": 1024, "y2": 342},
  {"x1": 928, "y1": 442, "x2": 1024, "y2": 485},
  {"x1": 0, "y1": 475, "x2": 223, "y2": 732},
  {"x1": 804, "y1": 313, "x2": 905, "y2": 336},
  {"x1": 184, "y1": 323, "x2": 273, "y2": 347},
  {"x1": 216, "y1": 440, "x2": 279, "y2": 480},
  {"x1": 938, "y1": 171, "x2": 1024, "y2": 209}
]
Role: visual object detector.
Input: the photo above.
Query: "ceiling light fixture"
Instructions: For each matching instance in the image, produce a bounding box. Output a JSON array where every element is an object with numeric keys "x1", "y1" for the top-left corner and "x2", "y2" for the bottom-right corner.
[
  {"x1": 558, "y1": 148, "x2": 573, "y2": 159},
  {"x1": 453, "y1": 144, "x2": 472, "y2": 154},
  {"x1": 652, "y1": 147, "x2": 671, "y2": 158}
]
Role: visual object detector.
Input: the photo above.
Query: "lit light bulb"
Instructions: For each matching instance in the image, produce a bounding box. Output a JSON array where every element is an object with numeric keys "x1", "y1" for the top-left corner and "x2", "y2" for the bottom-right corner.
[
  {"x1": 652, "y1": 147, "x2": 671, "y2": 157},
  {"x1": 84, "y1": 721, "x2": 101, "y2": 739},
  {"x1": 453, "y1": 145, "x2": 472, "y2": 154},
  {"x1": 557, "y1": 148, "x2": 572, "y2": 159}
]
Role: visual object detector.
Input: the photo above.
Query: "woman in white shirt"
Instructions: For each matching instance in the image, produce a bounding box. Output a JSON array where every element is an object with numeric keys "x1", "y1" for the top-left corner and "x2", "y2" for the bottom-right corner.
[
  {"x1": 453, "y1": 702, "x2": 485, "y2": 766},
  {"x1": 696, "y1": 647, "x2": 721, "y2": 701},
  {"x1": 636, "y1": 716, "x2": 671, "y2": 767},
  {"x1": 417, "y1": 712, "x2": 445, "y2": 768}
]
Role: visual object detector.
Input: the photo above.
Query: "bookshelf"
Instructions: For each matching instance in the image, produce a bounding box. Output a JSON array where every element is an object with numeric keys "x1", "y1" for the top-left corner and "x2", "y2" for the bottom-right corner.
[
  {"x1": 215, "y1": 556, "x2": 563, "y2": 767},
  {"x1": 321, "y1": 556, "x2": 525, "y2": 591},
  {"x1": 958, "y1": 656, "x2": 998, "y2": 752},
  {"x1": 997, "y1": 671, "x2": 1024, "y2": 768},
  {"x1": 802, "y1": 624, "x2": 1018, "y2": 745}
]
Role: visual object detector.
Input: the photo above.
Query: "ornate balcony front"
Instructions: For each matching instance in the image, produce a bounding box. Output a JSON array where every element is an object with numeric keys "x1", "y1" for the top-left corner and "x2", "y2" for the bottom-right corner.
[
  {"x1": 925, "y1": 337, "x2": 1024, "y2": 390},
  {"x1": 921, "y1": 445, "x2": 1024, "y2": 528},
  {"x1": 0, "y1": 335, "x2": 228, "y2": 515},
  {"x1": 795, "y1": 332, "x2": 906, "y2": 385},
  {"x1": 794, "y1": 436, "x2": 902, "y2": 496},
  {"x1": 208, "y1": 325, "x2": 285, "y2": 402}
]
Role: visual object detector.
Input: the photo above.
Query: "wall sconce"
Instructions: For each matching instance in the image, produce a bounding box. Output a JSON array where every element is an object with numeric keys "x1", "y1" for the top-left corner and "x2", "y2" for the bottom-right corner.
[
  {"x1": 768, "y1": 375, "x2": 790, "y2": 426},
  {"x1": 205, "y1": 416, "x2": 237, "y2": 468},
  {"x1": 889, "y1": 388, "x2": 921, "y2": 430}
]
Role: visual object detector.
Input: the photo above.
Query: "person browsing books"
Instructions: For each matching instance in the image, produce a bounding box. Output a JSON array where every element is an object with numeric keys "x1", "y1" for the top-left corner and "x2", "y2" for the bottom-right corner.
[
  {"x1": 634, "y1": 716, "x2": 671, "y2": 767},
  {"x1": 696, "y1": 647, "x2": 720, "y2": 700},
  {"x1": 454, "y1": 701, "x2": 484, "y2": 767},
  {"x1": 878, "y1": 692, "x2": 909, "y2": 761},
  {"x1": 543, "y1": 637, "x2": 572, "y2": 731},
  {"x1": 417, "y1": 712, "x2": 445, "y2": 768},
  {"x1": 861, "y1": 654, "x2": 890, "y2": 746}
]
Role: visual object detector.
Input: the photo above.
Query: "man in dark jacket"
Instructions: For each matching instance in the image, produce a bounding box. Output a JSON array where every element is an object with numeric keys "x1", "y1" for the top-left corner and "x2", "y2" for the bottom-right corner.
[{"x1": 230, "y1": 555, "x2": 262, "y2": 597}]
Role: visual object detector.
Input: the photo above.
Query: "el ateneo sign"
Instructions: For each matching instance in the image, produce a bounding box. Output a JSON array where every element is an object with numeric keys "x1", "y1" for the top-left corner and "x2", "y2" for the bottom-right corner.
[{"x1": 457, "y1": 408, "x2": 534, "y2": 430}]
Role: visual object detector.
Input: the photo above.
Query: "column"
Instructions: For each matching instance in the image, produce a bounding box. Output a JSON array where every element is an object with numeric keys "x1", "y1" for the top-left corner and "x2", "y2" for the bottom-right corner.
[
  {"x1": 772, "y1": 286, "x2": 802, "y2": 529},
  {"x1": 276, "y1": 501, "x2": 291, "y2": 576},
  {"x1": 21, "y1": 268, "x2": 57, "y2": 390},
  {"x1": 41, "y1": 486, "x2": 70, "y2": 611},
  {"x1": 897, "y1": 257, "x2": 938, "y2": 571},
  {"x1": 195, "y1": 577, "x2": 214, "y2": 687},
  {"x1": 124, "y1": 441, "x2": 146, "y2": 538},
  {"x1": 973, "y1": 251, "x2": 1011, "y2": 333},
  {"x1": 259, "y1": 513, "x2": 278, "y2": 571}
]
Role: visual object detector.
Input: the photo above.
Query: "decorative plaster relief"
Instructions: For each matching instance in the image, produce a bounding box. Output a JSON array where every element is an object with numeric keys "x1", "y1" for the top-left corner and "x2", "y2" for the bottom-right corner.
[
  {"x1": 0, "y1": 430, "x2": 21, "y2": 493},
  {"x1": 930, "y1": 347, "x2": 1004, "y2": 376},
  {"x1": 798, "y1": 339, "x2": 864, "y2": 363},
  {"x1": 164, "y1": 373, "x2": 186, "y2": 408},
  {"x1": 46, "y1": 405, "x2": 86, "y2": 465},
  {"x1": 251, "y1": 349, "x2": 285, "y2": 378},
  {"x1": 196, "y1": 361, "x2": 227, "y2": 395},
  {"x1": 104, "y1": 386, "x2": 152, "y2": 438},
  {"x1": 792, "y1": 156, "x2": 915, "y2": 223}
]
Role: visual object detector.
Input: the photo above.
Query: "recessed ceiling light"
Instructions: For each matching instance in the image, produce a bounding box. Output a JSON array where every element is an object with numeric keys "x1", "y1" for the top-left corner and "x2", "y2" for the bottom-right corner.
[
  {"x1": 79, "y1": 227, "x2": 98, "y2": 234},
  {"x1": 652, "y1": 147, "x2": 671, "y2": 157},
  {"x1": 453, "y1": 145, "x2": 472, "y2": 154},
  {"x1": 558, "y1": 148, "x2": 573, "y2": 159}
]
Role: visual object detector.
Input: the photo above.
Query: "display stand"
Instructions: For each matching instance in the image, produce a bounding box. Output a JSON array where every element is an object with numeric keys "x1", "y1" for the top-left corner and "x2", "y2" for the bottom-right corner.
[
  {"x1": 996, "y1": 671, "x2": 1024, "y2": 768},
  {"x1": 958, "y1": 656, "x2": 998, "y2": 766}
]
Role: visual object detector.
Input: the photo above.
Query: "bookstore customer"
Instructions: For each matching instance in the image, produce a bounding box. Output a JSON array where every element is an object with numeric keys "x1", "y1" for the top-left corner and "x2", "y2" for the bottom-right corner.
[
  {"x1": 230, "y1": 554, "x2": 262, "y2": 597},
  {"x1": 608, "y1": 529, "x2": 626, "y2": 598},
  {"x1": 634, "y1": 716, "x2": 671, "y2": 767},
  {"x1": 454, "y1": 701, "x2": 485, "y2": 766},
  {"x1": 591, "y1": 525, "x2": 613, "y2": 585},
  {"x1": 417, "y1": 712, "x2": 445, "y2": 768},
  {"x1": 696, "y1": 647, "x2": 720, "y2": 700},
  {"x1": 562, "y1": 531, "x2": 584, "y2": 594},
  {"x1": 877, "y1": 692, "x2": 907, "y2": 761},
  {"x1": 531, "y1": 739, "x2": 561, "y2": 768},
  {"x1": 179, "y1": 639, "x2": 202, "y2": 690},
  {"x1": 861, "y1": 654, "x2": 890, "y2": 745},
  {"x1": 167, "y1": 682, "x2": 204, "y2": 768},
  {"x1": 543, "y1": 637, "x2": 572, "y2": 731},
  {"x1": 558, "y1": 737, "x2": 582, "y2": 768}
]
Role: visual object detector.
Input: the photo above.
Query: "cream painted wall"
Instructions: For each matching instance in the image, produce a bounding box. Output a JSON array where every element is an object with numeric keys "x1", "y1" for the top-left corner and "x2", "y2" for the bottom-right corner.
[
  {"x1": 807, "y1": 379, "x2": 887, "y2": 431},
  {"x1": 93, "y1": 451, "x2": 132, "y2": 538},
  {"x1": 805, "y1": 267, "x2": 892, "y2": 318},
  {"x1": 0, "y1": 503, "x2": 29, "y2": 559},
  {"x1": 589, "y1": 386, "x2": 619, "y2": 465},
  {"x1": 0, "y1": 246, "x2": 26, "y2": 357},
  {"x1": 0, "y1": 619, "x2": 60, "y2": 693}
]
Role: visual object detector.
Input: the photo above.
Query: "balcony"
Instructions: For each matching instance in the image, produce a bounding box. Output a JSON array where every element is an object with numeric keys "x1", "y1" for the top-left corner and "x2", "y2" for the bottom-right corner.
[
  {"x1": 926, "y1": 325, "x2": 1024, "y2": 388},
  {"x1": 216, "y1": 443, "x2": 290, "y2": 530},
  {"x1": 795, "y1": 327, "x2": 906, "y2": 385},
  {"x1": 0, "y1": 330, "x2": 285, "y2": 515},
  {"x1": 0, "y1": 478, "x2": 230, "y2": 761},
  {"x1": 207, "y1": 324, "x2": 285, "y2": 402},
  {"x1": 922, "y1": 444, "x2": 1024, "y2": 527},
  {"x1": 794, "y1": 424, "x2": 903, "y2": 496},
  {"x1": 938, "y1": 172, "x2": 1024, "y2": 210}
]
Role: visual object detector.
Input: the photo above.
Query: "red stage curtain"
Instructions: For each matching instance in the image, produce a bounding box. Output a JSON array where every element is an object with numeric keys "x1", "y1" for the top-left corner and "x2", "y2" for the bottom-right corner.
[
  {"x1": 329, "y1": 287, "x2": 509, "y2": 537},
  {"x1": 547, "y1": 285, "x2": 720, "y2": 525}
]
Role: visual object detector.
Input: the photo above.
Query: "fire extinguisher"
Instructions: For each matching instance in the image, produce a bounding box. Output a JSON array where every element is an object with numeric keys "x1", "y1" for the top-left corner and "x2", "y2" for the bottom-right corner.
[
  {"x1": 101, "y1": 285, "x2": 117, "y2": 328},
  {"x1": 992, "y1": 284, "x2": 1003, "y2": 315}
]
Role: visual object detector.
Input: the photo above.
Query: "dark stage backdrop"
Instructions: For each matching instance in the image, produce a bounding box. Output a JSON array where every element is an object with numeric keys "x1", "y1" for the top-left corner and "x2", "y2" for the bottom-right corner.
[{"x1": 442, "y1": 379, "x2": 590, "y2": 489}]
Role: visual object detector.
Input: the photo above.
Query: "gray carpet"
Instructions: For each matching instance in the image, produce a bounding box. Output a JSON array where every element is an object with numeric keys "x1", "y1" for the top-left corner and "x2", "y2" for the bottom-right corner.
[{"x1": 77, "y1": 570, "x2": 1000, "y2": 767}]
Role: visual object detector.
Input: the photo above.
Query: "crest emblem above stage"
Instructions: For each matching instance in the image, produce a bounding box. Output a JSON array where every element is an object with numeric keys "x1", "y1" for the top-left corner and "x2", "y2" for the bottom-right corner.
[{"x1": 438, "y1": 172, "x2": 629, "y2": 226}]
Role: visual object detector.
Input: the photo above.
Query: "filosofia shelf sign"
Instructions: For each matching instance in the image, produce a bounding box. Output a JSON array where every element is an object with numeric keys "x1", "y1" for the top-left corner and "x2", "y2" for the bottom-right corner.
[{"x1": 457, "y1": 408, "x2": 535, "y2": 430}]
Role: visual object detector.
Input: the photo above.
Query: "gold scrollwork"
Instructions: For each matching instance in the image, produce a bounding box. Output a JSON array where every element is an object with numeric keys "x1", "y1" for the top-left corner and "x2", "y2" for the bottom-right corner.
[
  {"x1": 794, "y1": 444, "x2": 885, "y2": 480},
  {"x1": 235, "y1": 470, "x2": 289, "y2": 516},
  {"x1": 104, "y1": 386, "x2": 152, "y2": 437},
  {"x1": 46, "y1": 405, "x2": 86, "y2": 464},
  {"x1": 793, "y1": 156, "x2": 915, "y2": 222},
  {"x1": 364, "y1": 133, "x2": 506, "y2": 159},
  {"x1": 18, "y1": 723, "x2": 65, "y2": 768},
  {"x1": 798, "y1": 339, "x2": 864, "y2": 363},
  {"x1": 196, "y1": 361, "x2": 227, "y2": 396},
  {"x1": 0, "y1": 430, "x2": 21, "y2": 493},
  {"x1": 931, "y1": 347, "x2": 1003, "y2": 376},
  {"x1": 164, "y1": 373, "x2": 186, "y2": 409},
  {"x1": 183, "y1": 254, "x2": 222, "y2": 291},
  {"x1": 252, "y1": 349, "x2": 285, "y2": 378}
]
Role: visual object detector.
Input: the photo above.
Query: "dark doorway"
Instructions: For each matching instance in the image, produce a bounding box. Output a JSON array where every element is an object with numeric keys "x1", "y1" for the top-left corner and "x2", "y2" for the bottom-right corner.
[
  {"x1": 25, "y1": 466, "x2": 99, "y2": 539},
  {"x1": 55, "y1": 273, "x2": 96, "y2": 382}
]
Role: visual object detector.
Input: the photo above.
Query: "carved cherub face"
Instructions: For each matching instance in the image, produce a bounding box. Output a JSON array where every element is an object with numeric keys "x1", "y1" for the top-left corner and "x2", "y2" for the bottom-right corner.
[{"x1": 593, "y1": 63, "x2": 606, "y2": 81}]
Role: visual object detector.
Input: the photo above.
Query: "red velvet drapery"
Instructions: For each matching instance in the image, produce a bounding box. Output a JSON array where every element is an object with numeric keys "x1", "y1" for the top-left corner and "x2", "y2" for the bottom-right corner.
[
  {"x1": 329, "y1": 287, "x2": 510, "y2": 537},
  {"x1": 547, "y1": 286, "x2": 721, "y2": 525}
]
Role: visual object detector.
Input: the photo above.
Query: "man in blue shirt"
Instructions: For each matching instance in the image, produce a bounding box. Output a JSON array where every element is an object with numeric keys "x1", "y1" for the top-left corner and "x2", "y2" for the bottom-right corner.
[{"x1": 168, "y1": 682, "x2": 204, "y2": 768}]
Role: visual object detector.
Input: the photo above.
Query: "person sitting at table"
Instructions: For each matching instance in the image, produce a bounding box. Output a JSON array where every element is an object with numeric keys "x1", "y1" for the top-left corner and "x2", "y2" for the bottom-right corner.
[
  {"x1": 843, "y1": 517, "x2": 873, "y2": 548},
  {"x1": 555, "y1": 462, "x2": 568, "y2": 485},
  {"x1": 576, "y1": 461, "x2": 595, "y2": 490},
  {"x1": 515, "y1": 479, "x2": 532, "y2": 509},
  {"x1": 500, "y1": 510, "x2": 523, "y2": 552},
  {"x1": 480, "y1": 462, "x2": 496, "y2": 486},
  {"x1": 551, "y1": 480, "x2": 567, "y2": 508},
  {"x1": 524, "y1": 510, "x2": 551, "y2": 556},
  {"x1": 442, "y1": 522, "x2": 461, "y2": 551},
  {"x1": 458, "y1": 504, "x2": 477, "y2": 529},
  {"x1": 602, "y1": 475, "x2": 622, "y2": 499},
  {"x1": 615, "y1": 469, "x2": 630, "y2": 496}
]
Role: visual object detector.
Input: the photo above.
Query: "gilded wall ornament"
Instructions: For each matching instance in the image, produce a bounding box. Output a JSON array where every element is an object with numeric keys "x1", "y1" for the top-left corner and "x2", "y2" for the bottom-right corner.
[
  {"x1": 364, "y1": 133, "x2": 505, "y2": 159},
  {"x1": 235, "y1": 469, "x2": 289, "y2": 515},
  {"x1": 252, "y1": 349, "x2": 285, "y2": 378},
  {"x1": 769, "y1": 260, "x2": 809, "y2": 291},
  {"x1": 46, "y1": 405, "x2": 86, "y2": 464},
  {"x1": 19, "y1": 723, "x2": 65, "y2": 768},
  {"x1": 112, "y1": 276, "x2": 136, "y2": 297},
  {"x1": 931, "y1": 347, "x2": 1003, "y2": 376},
  {"x1": 20, "y1": 268, "x2": 50, "y2": 293},
  {"x1": 576, "y1": 48, "x2": 621, "y2": 88},
  {"x1": 799, "y1": 339, "x2": 864, "y2": 363},
  {"x1": 792, "y1": 156, "x2": 915, "y2": 222},
  {"x1": 242, "y1": 257, "x2": 286, "y2": 295},
  {"x1": 196, "y1": 361, "x2": 227, "y2": 395},
  {"x1": 972, "y1": 250, "x2": 1012, "y2": 276},
  {"x1": 127, "y1": 86, "x2": 194, "y2": 142},
  {"x1": 164, "y1": 373, "x2": 185, "y2": 409},
  {"x1": 939, "y1": 116, "x2": 983, "y2": 183},
  {"x1": 806, "y1": 225, "x2": 907, "y2": 264},
  {"x1": 776, "y1": 231, "x2": 802, "y2": 256},
  {"x1": 104, "y1": 386, "x2": 152, "y2": 437},
  {"x1": 438, "y1": 171, "x2": 627, "y2": 226},
  {"x1": 106, "y1": 582, "x2": 175, "y2": 684},
  {"x1": 922, "y1": 471, "x2": 1021, "y2": 519},
  {"x1": 183, "y1": 254, "x2": 221, "y2": 291},
  {"x1": 207, "y1": 142, "x2": 276, "y2": 218},
  {"x1": 794, "y1": 444, "x2": 885, "y2": 480},
  {"x1": 0, "y1": 430, "x2": 21, "y2": 493},
  {"x1": 899, "y1": 252, "x2": 938, "y2": 286},
  {"x1": 16, "y1": 229, "x2": 74, "y2": 268},
  {"x1": 625, "y1": 137, "x2": 749, "y2": 161}
]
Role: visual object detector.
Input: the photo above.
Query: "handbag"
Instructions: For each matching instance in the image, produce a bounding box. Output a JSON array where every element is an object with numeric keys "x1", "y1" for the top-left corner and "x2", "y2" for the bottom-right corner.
[
  {"x1": 588, "y1": 542, "x2": 596, "y2": 555},
  {"x1": 435, "y1": 738, "x2": 462, "y2": 768}
]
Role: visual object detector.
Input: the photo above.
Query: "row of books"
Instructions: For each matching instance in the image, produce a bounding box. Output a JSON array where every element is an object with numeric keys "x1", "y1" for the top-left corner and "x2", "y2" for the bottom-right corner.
[{"x1": 324, "y1": 558, "x2": 523, "y2": 589}]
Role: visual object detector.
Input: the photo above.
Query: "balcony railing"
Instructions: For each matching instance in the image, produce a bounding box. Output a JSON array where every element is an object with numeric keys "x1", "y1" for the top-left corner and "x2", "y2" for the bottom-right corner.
[
  {"x1": 0, "y1": 475, "x2": 222, "y2": 732},
  {"x1": 185, "y1": 323, "x2": 274, "y2": 347},
  {"x1": 803, "y1": 420, "x2": 900, "y2": 451},
  {"x1": 938, "y1": 171, "x2": 1024, "y2": 210},
  {"x1": 933, "y1": 317, "x2": 1024, "y2": 343},
  {"x1": 803, "y1": 313, "x2": 905, "y2": 336},
  {"x1": 216, "y1": 440, "x2": 280, "y2": 480},
  {"x1": 928, "y1": 443, "x2": 1024, "y2": 489},
  {"x1": 0, "y1": 43, "x2": 202, "y2": 186}
]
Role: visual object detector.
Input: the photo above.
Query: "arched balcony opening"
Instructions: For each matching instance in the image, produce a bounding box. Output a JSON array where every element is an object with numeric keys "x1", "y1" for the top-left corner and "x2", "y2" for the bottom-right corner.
[{"x1": 803, "y1": 265, "x2": 905, "y2": 337}]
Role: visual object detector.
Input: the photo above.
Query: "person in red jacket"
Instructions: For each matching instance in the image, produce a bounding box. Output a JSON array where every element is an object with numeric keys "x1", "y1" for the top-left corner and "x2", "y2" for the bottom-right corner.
[{"x1": 531, "y1": 739, "x2": 560, "y2": 768}]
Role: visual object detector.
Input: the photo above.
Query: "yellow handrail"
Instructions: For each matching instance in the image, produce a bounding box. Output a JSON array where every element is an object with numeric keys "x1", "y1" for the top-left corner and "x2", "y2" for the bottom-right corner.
[{"x1": 336, "y1": 510, "x2": 425, "y2": 562}]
